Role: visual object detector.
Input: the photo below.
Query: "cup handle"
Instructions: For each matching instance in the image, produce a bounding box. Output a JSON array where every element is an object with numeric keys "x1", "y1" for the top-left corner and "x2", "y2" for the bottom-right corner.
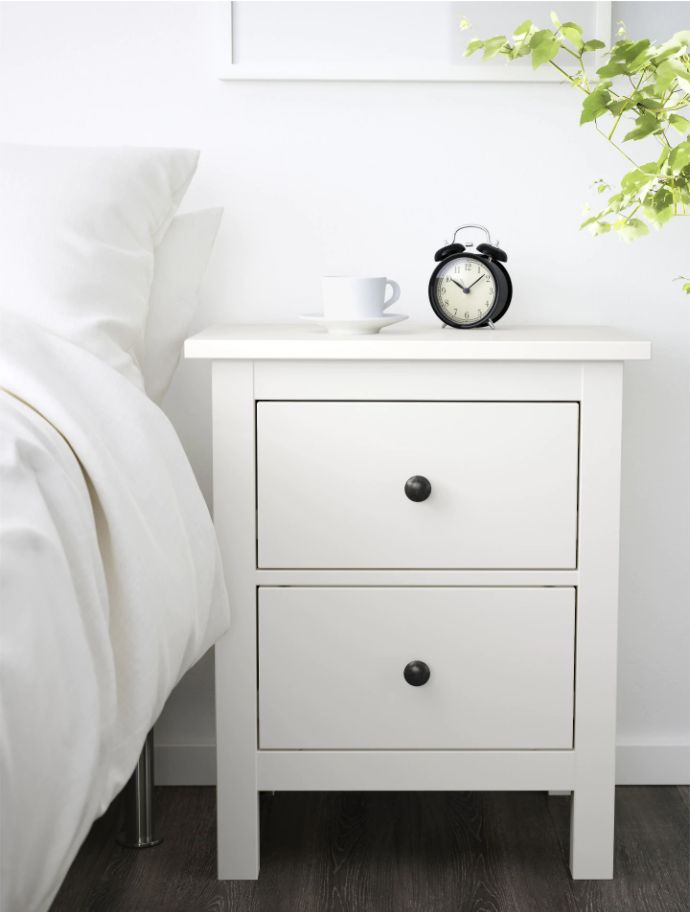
[{"x1": 383, "y1": 279, "x2": 401, "y2": 311}]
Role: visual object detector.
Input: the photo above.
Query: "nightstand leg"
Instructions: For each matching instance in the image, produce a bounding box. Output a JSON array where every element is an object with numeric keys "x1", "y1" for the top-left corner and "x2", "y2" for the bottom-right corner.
[
  {"x1": 570, "y1": 783, "x2": 615, "y2": 879},
  {"x1": 216, "y1": 630, "x2": 260, "y2": 879},
  {"x1": 568, "y1": 363, "x2": 622, "y2": 881},
  {"x1": 213, "y1": 361, "x2": 260, "y2": 879}
]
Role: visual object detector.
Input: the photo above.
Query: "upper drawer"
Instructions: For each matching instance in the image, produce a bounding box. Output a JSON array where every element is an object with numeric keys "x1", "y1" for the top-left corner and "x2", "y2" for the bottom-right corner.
[{"x1": 257, "y1": 402, "x2": 578, "y2": 569}]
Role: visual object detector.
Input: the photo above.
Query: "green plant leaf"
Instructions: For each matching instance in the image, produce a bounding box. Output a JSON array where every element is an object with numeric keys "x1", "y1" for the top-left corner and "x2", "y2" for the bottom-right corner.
[
  {"x1": 654, "y1": 60, "x2": 677, "y2": 92},
  {"x1": 646, "y1": 186, "x2": 673, "y2": 208},
  {"x1": 583, "y1": 219, "x2": 612, "y2": 236},
  {"x1": 611, "y1": 38, "x2": 650, "y2": 62},
  {"x1": 620, "y1": 167, "x2": 656, "y2": 195},
  {"x1": 643, "y1": 187, "x2": 675, "y2": 227},
  {"x1": 614, "y1": 217, "x2": 650, "y2": 241},
  {"x1": 623, "y1": 112, "x2": 659, "y2": 141},
  {"x1": 651, "y1": 32, "x2": 689, "y2": 65},
  {"x1": 580, "y1": 86, "x2": 612, "y2": 124},
  {"x1": 651, "y1": 41, "x2": 684, "y2": 65},
  {"x1": 669, "y1": 140, "x2": 690, "y2": 172},
  {"x1": 669, "y1": 114, "x2": 690, "y2": 135},
  {"x1": 636, "y1": 97, "x2": 662, "y2": 112},
  {"x1": 482, "y1": 35, "x2": 508, "y2": 60},
  {"x1": 656, "y1": 58, "x2": 690, "y2": 94},
  {"x1": 560, "y1": 22, "x2": 584, "y2": 50},
  {"x1": 621, "y1": 38, "x2": 651, "y2": 65},
  {"x1": 606, "y1": 191, "x2": 625, "y2": 210},
  {"x1": 607, "y1": 97, "x2": 635, "y2": 116},
  {"x1": 644, "y1": 205, "x2": 674, "y2": 228},
  {"x1": 513, "y1": 19, "x2": 532, "y2": 38},
  {"x1": 671, "y1": 30, "x2": 690, "y2": 48},
  {"x1": 583, "y1": 39, "x2": 605, "y2": 52},
  {"x1": 464, "y1": 38, "x2": 484, "y2": 57},
  {"x1": 593, "y1": 221, "x2": 613, "y2": 235},
  {"x1": 531, "y1": 33, "x2": 560, "y2": 67},
  {"x1": 596, "y1": 60, "x2": 629, "y2": 77},
  {"x1": 530, "y1": 28, "x2": 553, "y2": 45}
]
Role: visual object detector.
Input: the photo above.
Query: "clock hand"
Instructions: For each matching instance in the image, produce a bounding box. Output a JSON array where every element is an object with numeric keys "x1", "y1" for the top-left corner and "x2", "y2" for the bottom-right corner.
[
  {"x1": 467, "y1": 275, "x2": 485, "y2": 290},
  {"x1": 449, "y1": 278, "x2": 470, "y2": 293}
]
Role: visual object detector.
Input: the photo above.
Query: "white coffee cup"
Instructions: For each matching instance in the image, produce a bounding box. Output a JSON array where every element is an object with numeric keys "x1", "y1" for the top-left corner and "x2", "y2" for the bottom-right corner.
[{"x1": 321, "y1": 276, "x2": 401, "y2": 320}]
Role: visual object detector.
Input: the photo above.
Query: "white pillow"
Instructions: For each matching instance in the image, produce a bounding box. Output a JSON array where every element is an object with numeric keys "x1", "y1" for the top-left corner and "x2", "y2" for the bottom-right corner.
[
  {"x1": 0, "y1": 144, "x2": 199, "y2": 386},
  {"x1": 144, "y1": 208, "x2": 223, "y2": 402}
]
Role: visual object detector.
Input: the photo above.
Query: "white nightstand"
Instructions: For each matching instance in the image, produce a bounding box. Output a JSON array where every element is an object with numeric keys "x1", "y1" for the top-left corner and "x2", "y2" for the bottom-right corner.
[{"x1": 185, "y1": 324, "x2": 650, "y2": 881}]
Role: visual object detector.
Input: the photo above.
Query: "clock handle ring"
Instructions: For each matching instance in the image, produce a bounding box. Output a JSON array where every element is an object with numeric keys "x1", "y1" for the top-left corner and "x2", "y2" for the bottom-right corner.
[{"x1": 452, "y1": 224, "x2": 492, "y2": 248}]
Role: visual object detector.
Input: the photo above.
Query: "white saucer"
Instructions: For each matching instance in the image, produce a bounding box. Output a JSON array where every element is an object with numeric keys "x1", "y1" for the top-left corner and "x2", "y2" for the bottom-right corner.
[{"x1": 299, "y1": 313, "x2": 408, "y2": 335}]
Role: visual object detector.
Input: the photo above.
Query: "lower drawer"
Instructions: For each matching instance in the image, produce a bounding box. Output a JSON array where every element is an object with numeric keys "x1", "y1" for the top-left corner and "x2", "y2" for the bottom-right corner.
[{"x1": 258, "y1": 587, "x2": 575, "y2": 750}]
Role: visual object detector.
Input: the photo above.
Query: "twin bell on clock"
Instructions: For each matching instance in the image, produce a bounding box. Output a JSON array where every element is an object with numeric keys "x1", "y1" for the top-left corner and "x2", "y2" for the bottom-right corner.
[{"x1": 429, "y1": 224, "x2": 512, "y2": 329}]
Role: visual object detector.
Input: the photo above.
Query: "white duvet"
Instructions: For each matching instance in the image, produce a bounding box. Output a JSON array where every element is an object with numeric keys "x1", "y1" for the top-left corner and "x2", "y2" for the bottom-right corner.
[{"x1": 0, "y1": 313, "x2": 229, "y2": 912}]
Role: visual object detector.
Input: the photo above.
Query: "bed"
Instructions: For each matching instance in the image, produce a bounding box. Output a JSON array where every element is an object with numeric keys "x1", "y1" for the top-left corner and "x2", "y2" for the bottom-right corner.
[{"x1": 0, "y1": 144, "x2": 230, "y2": 912}]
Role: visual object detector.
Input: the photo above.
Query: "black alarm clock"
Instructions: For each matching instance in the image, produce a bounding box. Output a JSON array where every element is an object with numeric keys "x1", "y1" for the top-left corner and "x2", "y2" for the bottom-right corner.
[{"x1": 428, "y1": 224, "x2": 512, "y2": 329}]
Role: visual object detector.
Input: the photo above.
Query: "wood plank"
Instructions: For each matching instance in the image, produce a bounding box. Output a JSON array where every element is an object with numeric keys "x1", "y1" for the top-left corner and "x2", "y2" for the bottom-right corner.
[
  {"x1": 212, "y1": 360, "x2": 260, "y2": 879},
  {"x1": 259, "y1": 587, "x2": 575, "y2": 750},
  {"x1": 185, "y1": 324, "x2": 651, "y2": 362},
  {"x1": 253, "y1": 359, "x2": 582, "y2": 402},
  {"x1": 257, "y1": 750, "x2": 576, "y2": 792},
  {"x1": 51, "y1": 786, "x2": 689, "y2": 912},
  {"x1": 255, "y1": 569, "x2": 580, "y2": 586},
  {"x1": 47, "y1": 793, "x2": 123, "y2": 911},
  {"x1": 548, "y1": 786, "x2": 690, "y2": 912},
  {"x1": 256, "y1": 404, "x2": 579, "y2": 569},
  {"x1": 569, "y1": 363, "x2": 624, "y2": 878},
  {"x1": 478, "y1": 791, "x2": 579, "y2": 912}
]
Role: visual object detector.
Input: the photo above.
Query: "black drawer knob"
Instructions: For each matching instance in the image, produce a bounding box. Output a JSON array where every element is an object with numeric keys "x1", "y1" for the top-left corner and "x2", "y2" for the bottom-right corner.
[
  {"x1": 404, "y1": 476, "x2": 432, "y2": 502},
  {"x1": 404, "y1": 660, "x2": 431, "y2": 687}
]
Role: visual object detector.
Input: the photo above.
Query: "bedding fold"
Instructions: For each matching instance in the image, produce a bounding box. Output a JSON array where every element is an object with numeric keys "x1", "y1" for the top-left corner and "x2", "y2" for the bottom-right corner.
[{"x1": 0, "y1": 312, "x2": 229, "y2": 912}]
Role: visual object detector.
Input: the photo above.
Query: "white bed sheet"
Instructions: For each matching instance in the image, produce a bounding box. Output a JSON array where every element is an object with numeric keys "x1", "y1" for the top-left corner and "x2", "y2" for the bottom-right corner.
[{"x1": 0, "y1": 313, "x2": 229, "y2": 912}]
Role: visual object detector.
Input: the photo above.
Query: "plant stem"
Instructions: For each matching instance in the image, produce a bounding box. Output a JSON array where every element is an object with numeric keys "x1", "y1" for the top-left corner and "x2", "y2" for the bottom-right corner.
[
  {"x1": 548, "y1": 59, "x2": 590, "y2": 94},
  {"x1": 594, "y1": 123, "x2": 641, "y2": 167},
  {"x1": 624, "y1": 203, "x2": 641, "y2": 223},
  {"x1": 608, "y1": 110, "x2": 624, "y2": 139}
]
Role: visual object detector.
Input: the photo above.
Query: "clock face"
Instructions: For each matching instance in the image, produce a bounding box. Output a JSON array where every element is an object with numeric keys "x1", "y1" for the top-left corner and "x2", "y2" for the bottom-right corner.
[{"x1": 434, "y1": 257, "x2": 497, "y2": 326}]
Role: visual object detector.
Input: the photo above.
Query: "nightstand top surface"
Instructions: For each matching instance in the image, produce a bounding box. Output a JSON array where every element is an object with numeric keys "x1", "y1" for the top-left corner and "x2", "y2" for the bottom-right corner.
[{"x1": 185, "y1": 323, "x2": 650, "y2": 361}]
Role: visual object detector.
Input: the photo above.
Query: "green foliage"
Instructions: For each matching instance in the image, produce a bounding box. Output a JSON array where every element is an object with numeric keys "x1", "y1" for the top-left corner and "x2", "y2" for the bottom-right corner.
[{"x1": 463, "y1": 14, "x2": 690, "y2": 290}]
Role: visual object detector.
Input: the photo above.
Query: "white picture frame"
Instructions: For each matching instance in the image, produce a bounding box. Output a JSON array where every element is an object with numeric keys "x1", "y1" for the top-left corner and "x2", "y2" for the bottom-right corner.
[{"x1": 217, "y1": 1, "x2": 612, "y2": 83}]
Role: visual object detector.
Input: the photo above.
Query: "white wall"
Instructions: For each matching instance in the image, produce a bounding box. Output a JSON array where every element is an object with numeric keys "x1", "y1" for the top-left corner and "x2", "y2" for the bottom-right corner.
[{"x1": 1, "y1": 1, "x2": 687, "y2": 783}]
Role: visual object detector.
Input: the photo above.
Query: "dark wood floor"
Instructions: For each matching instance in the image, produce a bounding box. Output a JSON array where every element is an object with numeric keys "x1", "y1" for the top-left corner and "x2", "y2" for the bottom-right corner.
[{"x1": 50, "y1": 786, "x2": 689, "y2": 912}]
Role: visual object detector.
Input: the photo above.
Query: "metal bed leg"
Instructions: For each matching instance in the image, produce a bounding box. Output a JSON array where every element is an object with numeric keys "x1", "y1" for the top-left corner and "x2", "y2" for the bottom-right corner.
[{"x1": 117, "y1": 729, "x2": 162, "y2": 848}]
